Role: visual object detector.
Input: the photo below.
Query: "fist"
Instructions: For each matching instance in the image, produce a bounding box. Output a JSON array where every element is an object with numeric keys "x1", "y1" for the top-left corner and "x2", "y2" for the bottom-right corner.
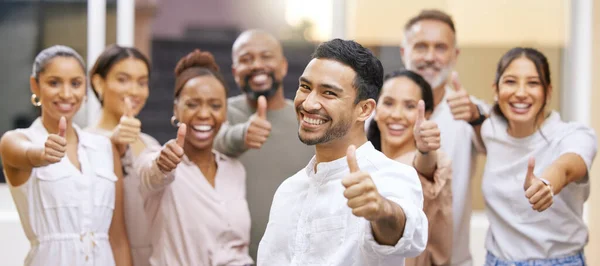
[
  {"x1": 447, "y1": 71, "x2": 479, "y2": 122},
  {"x1": 156, "y1": 123, "x2": 186, "y2": 173},
  {"x1": 342, "y1": 145, "x2": 385, "y2": 221},
  {"x1": 111, "y1": 98, "x2": 141, "y2": 155},
  {"x1": 524, "y1": 157, "x2": 554, "y2": 212},
  {"x1": 245, "y1": 95, "x2": 272, "y2": 149},
  {"x1": 413, "y1": 100, "x2": 441, "y2": 153},
  {"x1": 40, "y1": 116, "x2": 68, "y2": 166}
]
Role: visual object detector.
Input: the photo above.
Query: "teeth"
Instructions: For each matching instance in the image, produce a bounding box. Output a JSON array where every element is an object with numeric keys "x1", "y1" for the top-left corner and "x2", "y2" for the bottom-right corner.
[
  {"x1": 58, "y1": 103, "x2": 72, "y2": 110},
  {"x1": 388, "y1": 124, "x2": 406, "y2": 130},
  {"x1": 303, "y1": 116, "x2": 325, "y2": 125},
  {"x1": 193, "y1": 125, "x2": 213, "y2": 132},
  {"x1": 511, "y1": 103, "x2": 531, "y2": 109},
  {"x1": 252, "y1": 74, "x2": 268, "y2": 83}
]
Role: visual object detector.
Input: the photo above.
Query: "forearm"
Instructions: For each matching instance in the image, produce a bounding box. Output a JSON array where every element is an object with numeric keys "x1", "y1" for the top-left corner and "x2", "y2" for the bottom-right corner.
[
  {"x1": 541, "y1": 153, "x2": 588, "y2": 195},
  {"x1": 213, "y1": 122, "x2": 249, "y2": 157},
  {"x1": 110, "y1": 237, "x2": 132, "y2": 266},
  {"x1": 371, "y1": 199, "x2": 406, "y2": 246},
  {"x1": 413, "y1": 150, "x2": 437, "y2": 181},
  {"x1": 137, "y1": 153, "x2": 175, "y2": 195}
]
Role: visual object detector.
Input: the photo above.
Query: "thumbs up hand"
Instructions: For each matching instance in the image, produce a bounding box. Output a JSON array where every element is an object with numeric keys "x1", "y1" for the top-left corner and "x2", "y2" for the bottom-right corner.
[
  {"x1": 523, "y1": 157, "x2": 554, "y2": 212},
  {"x1": 111, "y1": 97, "x2": 142, "y2": 156},
  {"x1": 156, "y1": 123, "x2": 187, "y2": 173},
  {"x1": 40, "y1": 116, "x2": 68, "y2": 166},
  {"x1": 413, "y1": 100, "x2": 441, "y2": 154},
  {"x1": 446, "y1": 71, "x2": 480, "y2": 122},
  {"x1": 244, "y1": 95, "x2": 272, "y2": 149},
  {"x1": 342, "y1": 145, "x2": 385, "y2": 221}
]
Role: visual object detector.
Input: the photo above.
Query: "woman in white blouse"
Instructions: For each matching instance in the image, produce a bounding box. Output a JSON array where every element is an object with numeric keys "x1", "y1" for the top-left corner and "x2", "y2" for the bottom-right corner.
[
  {"x1": 135, "y1": 49, "x2": 253, "y2": 266},
  {"x1": 480, "y1": 47, "x2": 597, "y2": 265},
  {"x1": 86, "y1": 44, "x2": 160, "y2": 266},
  {"x1": 0, "y1": 45, "x2": 132, "y2": 266}
]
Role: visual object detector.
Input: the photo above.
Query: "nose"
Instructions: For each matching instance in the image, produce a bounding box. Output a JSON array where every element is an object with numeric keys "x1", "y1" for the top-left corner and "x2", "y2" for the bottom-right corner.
[
  {"x1": 390, "y1": 105, "x2": 405, "y2": 120},
  {"x1": 424, "y1": 47, "x2": 435, "y2": 62},
  {"x1": 59, "y1": 85, "x2": 73, "y2": 99},
  {"x1": 515, "y1": 83, "x2": 527, "y2": 97},
  {"x1": 301, "y1": 90, "x2": 322, "y2": 112},
  {"x1": 251, "y1": 57, "x2": 267, "y2": 70},
  {"x1": 197, "y1": 105, "x2": 211, "y2": 119}
]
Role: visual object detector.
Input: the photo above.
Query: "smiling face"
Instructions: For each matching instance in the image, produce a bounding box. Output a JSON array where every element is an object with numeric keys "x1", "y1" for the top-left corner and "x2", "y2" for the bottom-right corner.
[
  {"x1": 496, "y1": 56, "x2": 550, "y2": 128},
  {"x1": 402, "y1": 19, "x2": 458, "y2": 89},
  {"x1": 294, "y1": 58, "x2": 363, "y2": 146},
  {"x1": 232, "y1": 32, "x2": 288, "y2": 97},
  {"x1": 174, "y1": 75, "x2": 227, "y2": 151},
  {"x1": 31, "y1": 56, "x2": 86, "y2": 122},
  {"x1": 375, "y1": 76, "x2": 424, "y2": 150},
  {"x1": 95, "y1": 57, "x2": 149, "y2": 117}
]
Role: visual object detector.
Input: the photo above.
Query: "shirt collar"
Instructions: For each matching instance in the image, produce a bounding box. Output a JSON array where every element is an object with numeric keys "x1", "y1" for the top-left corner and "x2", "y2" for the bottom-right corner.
[
  {"x1": 304, "y1": 141, "x2": 376, "y2": 178},
  {"x1": 31, "y1": 117, "x2": 98, "y2": 150}
]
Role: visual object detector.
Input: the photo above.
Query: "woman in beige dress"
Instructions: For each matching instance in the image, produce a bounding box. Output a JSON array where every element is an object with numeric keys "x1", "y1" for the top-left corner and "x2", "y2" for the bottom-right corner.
[
  {"x1": 367, "y1": 69, "x2": 453, "y2": 266},
  {"x1": 85, "y1": 44, "x2": 160, "y2": 266}
]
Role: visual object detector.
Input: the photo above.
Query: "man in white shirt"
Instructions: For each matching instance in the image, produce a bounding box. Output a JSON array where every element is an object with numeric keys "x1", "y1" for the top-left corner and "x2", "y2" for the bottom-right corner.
[
  {"x1": 400, "y1": 10, "x2": 488, "y2": 266},
  {"x1": 257, "y1": 39, "x2": 428, "y2": 266}
]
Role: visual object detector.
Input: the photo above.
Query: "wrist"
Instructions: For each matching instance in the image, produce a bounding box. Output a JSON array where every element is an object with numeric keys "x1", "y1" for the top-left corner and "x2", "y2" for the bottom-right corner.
[
  {"x1": 26, "y1": 147, "x2": 44, "y2": 167},
  {"x1": 468, "y1": 104, "x2": 486, "y2": 126}
]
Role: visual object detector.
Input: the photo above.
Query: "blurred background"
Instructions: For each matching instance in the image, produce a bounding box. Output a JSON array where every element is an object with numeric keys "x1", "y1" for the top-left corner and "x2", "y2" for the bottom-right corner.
[{"x1": 0, "y1": 0, "x2": 599, "y2": 265}]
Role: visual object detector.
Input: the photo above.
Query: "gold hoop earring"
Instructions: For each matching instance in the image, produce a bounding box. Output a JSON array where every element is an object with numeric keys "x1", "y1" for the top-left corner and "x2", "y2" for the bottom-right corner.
[
  {"x1": 170, "y1": 116, "x2": 180, "y2": 127},
  {"x1": 31, "y1": 94, "x2": 41, "y2": 107}
]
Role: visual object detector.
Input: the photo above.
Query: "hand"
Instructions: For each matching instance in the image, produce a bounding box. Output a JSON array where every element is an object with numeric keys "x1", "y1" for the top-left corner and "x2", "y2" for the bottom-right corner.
[
  {"x1": 447, "y1": 71, "x2": 479, "y2": 122},
  {"x1": 524, "y1": 157, "x2": 554, "y2": 212},
  {"x1": 39, "y1": 116, "x2": 67, "y2": 166},
  {"x1": 244, "y1": 95, "x2": 272, "y2": 149},
  {"x1": 156, "y1": 123, "x2": 186, "y2": 173},
  {"x1": 342, "y1": 145, "x2": 385, "y2": 221},
  {"x1": 413, "y1": 100, "x2": 440, "y2": 154},
  {"x1": 111, "y1": 97, "x2": 141, "y2": 156}
]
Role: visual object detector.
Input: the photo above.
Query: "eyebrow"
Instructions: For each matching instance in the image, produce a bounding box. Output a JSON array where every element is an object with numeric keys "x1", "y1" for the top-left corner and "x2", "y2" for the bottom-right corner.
[{"x1": 299, "y1": 76, "x2": 344, "y2": 93}]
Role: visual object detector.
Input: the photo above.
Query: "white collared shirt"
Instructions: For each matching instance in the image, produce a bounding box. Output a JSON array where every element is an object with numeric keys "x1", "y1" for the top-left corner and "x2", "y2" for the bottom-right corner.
[
  {"x1": 481, "y1": 111, "x2": 597, "y2": 260},
  {"x1": 257, "y1": 142, "x2": 428, "y2": 266}
]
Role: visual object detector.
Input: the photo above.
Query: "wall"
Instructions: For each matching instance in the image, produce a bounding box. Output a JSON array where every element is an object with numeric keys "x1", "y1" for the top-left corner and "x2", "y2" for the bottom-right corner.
[
  {"x1": 0, "y1": 4, "x2": 39, "y2": 140},
  {"x1": 347, "y1": 0, "x2": 568, "y2": 46},
  {"x1": 585, "y1": 1, "x2": 600, "y2": 264},
  {"x1": 151, "y1": 0, "x2": 290, "y2": 39}
]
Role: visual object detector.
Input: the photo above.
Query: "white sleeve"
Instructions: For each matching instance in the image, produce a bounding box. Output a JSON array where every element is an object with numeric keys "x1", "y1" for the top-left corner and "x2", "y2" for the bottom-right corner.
[
  {"x1": 558, "y1": 124, "x2": 598, "y2": 172},
  {"x1": 361, "y1": 164, "x2": 428, "y2": 263}
]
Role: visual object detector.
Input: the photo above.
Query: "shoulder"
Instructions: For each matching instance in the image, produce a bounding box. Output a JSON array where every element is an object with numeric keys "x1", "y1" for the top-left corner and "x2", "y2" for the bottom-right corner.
[
  {"x1": 227, "y1": 95, "x2": 247, "y2": 110},
  {"x1": 140, "y1": 132, "x2": 161, "y2": 148},
  {"x1": 215, "y1": 150, "x2": 245, "y2": 172},
  {"x1": 80, "y1": 131, "x2": 112, "y2": 151},
  {"x1": 365, "y1": 149, "x2": 419, "y2": 178}
]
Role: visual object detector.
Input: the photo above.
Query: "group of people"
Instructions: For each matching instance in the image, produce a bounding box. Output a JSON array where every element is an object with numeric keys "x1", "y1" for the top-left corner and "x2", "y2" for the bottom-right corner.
[{"x1": 0, "y1": 9, "x2": 597, "y2": 266}]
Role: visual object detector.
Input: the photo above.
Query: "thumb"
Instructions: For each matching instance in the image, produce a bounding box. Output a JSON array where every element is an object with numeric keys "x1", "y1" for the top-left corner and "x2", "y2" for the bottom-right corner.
[
  {"x1": 123, "y1": 97, "x2": 134, "y2": 117},
  {"x1": 256, "y1": 95, "x2": 267, "y2": 119},
  {"x1": 415, "y1": 100, "x2": 425, "y2": 126},
  {"x1": 451, "y1": 71, "x2": 463, "y2": 92},
  {"x1": 176, "y1": 123, "x2": 187, "y2": 147},
  {"x1": 346, "y1": 145, "x2": 360, "y2": 173},
  {"x1": 525, "y1": 157, "x2": 536, "y2": 186},
  {"x1": 58, "y1": 116, "x2": 67, "y2": 138}
]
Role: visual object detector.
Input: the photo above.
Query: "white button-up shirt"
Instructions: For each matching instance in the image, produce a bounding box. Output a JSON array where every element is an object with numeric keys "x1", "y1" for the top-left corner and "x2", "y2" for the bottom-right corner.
[{"x1": 257, "y1": 142, "x2": 427, "y2": 266}]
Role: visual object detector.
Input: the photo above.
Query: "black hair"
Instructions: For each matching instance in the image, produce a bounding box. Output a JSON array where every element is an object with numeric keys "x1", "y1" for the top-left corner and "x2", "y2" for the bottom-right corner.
[
  {"x1": 32, "y1": 45, "x2": 85, "y2": 82},
  {"x1": 311, "y1": 39, "x2": 383, "y2": 103},
  {"x1": 367, "y1": 70, "x2": 435, "y2": 151},
  {"x1": 89, "y1": 44, "x2": 151, "y2": 105}
]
